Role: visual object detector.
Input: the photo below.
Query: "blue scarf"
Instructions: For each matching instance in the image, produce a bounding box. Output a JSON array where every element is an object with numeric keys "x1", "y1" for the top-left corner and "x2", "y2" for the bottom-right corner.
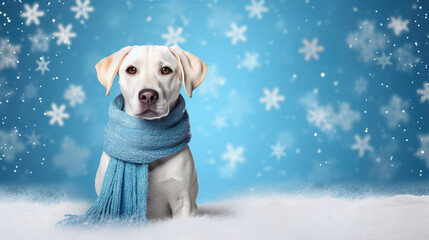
[{"x1": 58, "y1": 94, "x2": 191, "y2": 226}]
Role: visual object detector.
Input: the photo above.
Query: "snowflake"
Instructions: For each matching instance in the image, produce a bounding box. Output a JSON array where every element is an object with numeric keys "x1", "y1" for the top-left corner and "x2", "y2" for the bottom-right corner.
[
  {"x1": 23, "y1": 83, "x2": 38, "y2": 100},
  {"x1": 259, "y1": 87, "x2": 285, "y2": 111},
  {"x1": 226, "y1": 22, "x2": 247, "y2": 45},
  {"x1": 416, "y1": 134, "x2": 429, "y2": 168},
  {"x1": 271, "y1": 142, "x2": 286, "y2": 160},
  {"x1": 298, "y1": 38, "x2": 324, "y2": 61},
  {"x1": 53, "y1": 137, "x2": 91, "y2": 177},
  {"x1": 387, "y1": 16, "x2": 409, "y2": 36},
  {"x1": 307, "y1": 105, "x2": 335, "y2": 131},
  {"x1": 35, "y1": 57, "x2": 50, "y2": 76},
  {"x1": 354, "y1": 77, "x2": 368, "y2": 95},
  {"x1": 221, "y1": 144, "x2": 245, "y2": 168},
  {"x1": 351, "y1": 134, "x2": 374, "y2": 158},
  {"x1": 375, "y1": 51, "x2": 392, "y2": 69},
  {"x1": 20, "y1": 3, "x2": 45, "y2": 26},
  {"x1": 25, "y1": 131, "x2": 41, "y2": 148},
  {"x1": 212, "y1": 114, "x2": 227, "y2": 130},
  {"x1": 306, "y1": 101, "x2": 360, "y2": 133},
  {"x1": 417, "y1": 82, "x2": 429, "y2": 104},
  {"x1": 64, "y1": 84, "x2": 86, "y2": 107},
  {"x1": 45, "y1": 103, "x2": 70, "y2": 126},
  {"x1": 0, "y1": 38, "x2": 21, "y2": 71},
  {"x1": 0, "y1": 129, "x2": 25, "y2": 162},
  {"x1": 347, "y1": 20, "x2": 386, "y2": 62},
  {"x1": 70, "y1": 0, "x2": 94, "y2": 20},
  {"x1": 161, "y1": 26, "x2": 185, "y2": 46},
  {"x1": 380, "y1": 95, "x2": 409, "y2": 128},
  {"x1": 238, "y1": 52, "x2": 261, "y2": 72},
  {"x1": 29, "y1": 29, "x2": 50, "y2": 52},
  {"x1": 245, "y1": 0, "x2": 269, "y2": 19},
  {"x1": 394, "y1": 44, "x2": 419, "y2": 72},
  {"x1": 336, "y1": 102, "x2": 360, "y2": 131},
  {"x1": 53, "y1": 24, "x2": 77, "y2": 46},
  {"x1": 198, "y1": 64, "x2": 226, "y2": 98}
]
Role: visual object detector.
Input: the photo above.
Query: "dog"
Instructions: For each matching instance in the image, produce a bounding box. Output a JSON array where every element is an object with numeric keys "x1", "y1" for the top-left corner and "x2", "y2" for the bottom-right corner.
[{"x1": 93, "y1": 45, "x2": 207, "y2": 220}]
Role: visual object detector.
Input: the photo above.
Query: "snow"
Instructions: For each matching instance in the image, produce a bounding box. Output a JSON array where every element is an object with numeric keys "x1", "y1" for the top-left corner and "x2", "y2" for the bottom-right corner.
[
  {"x1": 225, "y1": 22, "x2": 247, "y2": 45},
  {"x1": 380, "y1": 94, "x2": 409, "y2": 129},
  {"x1": 245, "y1": 0, "x2": 269, "y2": 20},
  {"x1": 1, "y1": 191, "x2": 429, "y2": 240},
  {"x1": 71, "y1": 0, "x2": 94, "y2": 20},
  {"x1": 53, "y1": 24, "x2": 77, "y2": 46},
  {"x1": 298, "y1": 38, "x2": 324, "y2": 61},
  {"x1": 351, "y1": 134, "x2": 374, "y2": 158},
  {"x1": 259, "y1": 87, "x2": 285, "y2": 111},
  {"x1": 45, "y1": 103, "x2": 70, "y2": 126},
  {"x1": 387, "y1": 16, "x2": 409, "y2": 36},
  {"x1": 64, "y1": 84, "x2": 86, "y2": 107},
  {"x1": 161, "y1": 26, "x2": 185, "y2": 46},
  {"x1": 20, "y1": 3, "x2": 45, "y2": 26},
  {"x1": 238, "y1": 52, "x2": 260, "y2": 71}
]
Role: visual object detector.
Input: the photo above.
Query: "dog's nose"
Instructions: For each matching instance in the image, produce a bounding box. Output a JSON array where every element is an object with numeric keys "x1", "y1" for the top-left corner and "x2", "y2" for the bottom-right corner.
[{"x1": 139, "y1": 89, "x2": 159, "y2": 105}]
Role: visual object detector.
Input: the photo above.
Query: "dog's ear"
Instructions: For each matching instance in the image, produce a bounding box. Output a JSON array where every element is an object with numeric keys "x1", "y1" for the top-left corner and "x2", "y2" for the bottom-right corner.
[
  {"x1": 95, "y1": 46, "x2": 133, "y2": 96},
  {"x1": 168, "y1": 45, "x2": 208, "y2": 98}
]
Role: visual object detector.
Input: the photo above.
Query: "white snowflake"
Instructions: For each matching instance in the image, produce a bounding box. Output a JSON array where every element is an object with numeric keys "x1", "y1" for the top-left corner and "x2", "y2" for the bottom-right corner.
[
  {"x1": 351, "y1": 134, "x2": 374, "y2": 158},
  {"x1": 298, "y1": 38, "x2": 324, "y2": 61},
  {"x1": 394, "y1": 44, "x2": 419, "y2": 72},
  {"x1": 380, "y1": 95, "x2": 409, "y2": 128},
  {"x1": 35, "y1": 57, "x2": 50, "y2": 76},
  {"x1": 417, "y1": 82, "x2": 429, "y2": 104},
  {"x1": 212, "y1": 115, "x2": 227, "y2": 130},
  {"x1": 306, "y1": 101, "x2": 360, "y2": 133},
  {"x1": 20, "y1": 3, "x2": 45, "y2": 26},
  {"x1": 45, "y1": 103, "x2": 70, "y2": 126},
  {"x1": 271, "y1": 142, "x2": 286, "y2": 160},
  {"x1": 245, "y1": 0, "x2": 269, "y2": 19},
  {"x1": 25, "y1": 131, "x2": 41, "y2": 148},
  {"x1": 347, "y1": 20, "x2": 386, "y2": 62},
  {"x1": 387, "y1": 16, "x2": 409, "y2": 36},
  {"x1": 238, "y1": 52, "x2": 261, "y2": 72},
  {"x1": 64, "y1": 84, "x2": 86, "y2": 107},
  {"x1": 375, "y1": 51, "x2": 392, "y2": 69},
  {"x1": 354, "y1": 77, "x2": 368, "y2": 95},
  {"x1": 0, "y1": 38, "x2": 21, "y2": 71},
  {"x1": 221, "y1": 144, "x2": 245, "y2": 168},
  {"x1": 0, "y1": 130, "x2": 25, "y2": 162},
  {"x1": 53, "y1": 137, "x2": 91, "y2": 177},
  {"x1": 225, "y1": 22, "x2": 247, "y2": 45},
  {"x1": 259, "y1": 87, "x2": 285, "y2": 111},
  {"x1": 161, "y1": 26, "x2": 185, "y2": 46},
  {"x1": 307, "y1": 105, "x2": 335, "y2": 131},
  {"x1": 29, "y1": 29, "x2": 50, "y2": 52},
  {"x1": 53, "y1": 24, "x2": 77, "y2": 46},
  {"x1": 23, "y1": 83, "x2": 38, "y2": 100},
  {"x1": 198, "y1": 64, "x2": 226, "y2": 98},
  {"x1": 70, "y1": 0, "x2": 94, "y2": 20},
  {"x1": 336, "y1": 102, "x2": 361, "y2": 131},
  {"x1": 416, "y1": 134, "x2": 429, "y2": 168}
]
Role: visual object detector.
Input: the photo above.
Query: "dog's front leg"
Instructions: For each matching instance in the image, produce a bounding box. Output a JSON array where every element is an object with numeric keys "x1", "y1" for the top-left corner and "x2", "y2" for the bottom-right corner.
[
  {"x1": 168, "y1": 190, "x2": 198, "y2": 218},
  {"x1": 94, "y1": 152, "x2": 110, "y2": 196}
]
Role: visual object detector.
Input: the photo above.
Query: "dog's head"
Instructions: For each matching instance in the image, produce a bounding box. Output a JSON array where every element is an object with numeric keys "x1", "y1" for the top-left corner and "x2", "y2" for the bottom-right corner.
[{"x1": 95, "y1": 45, "x2": 207, "y2": 120}]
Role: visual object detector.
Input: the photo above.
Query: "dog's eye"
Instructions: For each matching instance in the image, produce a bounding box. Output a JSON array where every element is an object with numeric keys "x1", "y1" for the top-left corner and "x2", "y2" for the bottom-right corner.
[
  {"x1": 161, "y1": 67, "x2": 172, "y2": 75},
  {"x1": 126, "y1": 66, "x2": 137, "y2": 74}
]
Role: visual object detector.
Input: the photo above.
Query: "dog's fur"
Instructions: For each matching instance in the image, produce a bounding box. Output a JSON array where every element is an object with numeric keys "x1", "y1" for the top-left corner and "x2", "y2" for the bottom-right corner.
[{"x1": 94, "y1": 45, "x2": 207, "y2": 219}]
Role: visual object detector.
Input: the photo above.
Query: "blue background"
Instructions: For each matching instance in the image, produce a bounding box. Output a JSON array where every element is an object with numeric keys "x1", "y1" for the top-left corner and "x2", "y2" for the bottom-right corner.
[{"x1": 0, "y1": 0, "x2": 428, "y2": 203}]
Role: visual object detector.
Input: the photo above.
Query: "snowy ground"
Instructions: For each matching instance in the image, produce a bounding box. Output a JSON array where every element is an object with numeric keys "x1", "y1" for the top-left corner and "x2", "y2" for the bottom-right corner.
[{"x1": 1, "y1": 192, "x2": 429, "y2": 240}]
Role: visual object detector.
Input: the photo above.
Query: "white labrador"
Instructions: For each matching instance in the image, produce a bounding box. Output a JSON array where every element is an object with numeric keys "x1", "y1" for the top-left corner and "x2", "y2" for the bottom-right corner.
[{"x1": 93, "y1": 45, "x2": 207, "y2": 220}]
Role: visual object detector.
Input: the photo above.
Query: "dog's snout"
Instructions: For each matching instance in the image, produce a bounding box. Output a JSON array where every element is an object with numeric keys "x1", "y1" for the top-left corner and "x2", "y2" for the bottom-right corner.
[{"x1": 139, "y1": 89, "x2": 159, "y2": 105}]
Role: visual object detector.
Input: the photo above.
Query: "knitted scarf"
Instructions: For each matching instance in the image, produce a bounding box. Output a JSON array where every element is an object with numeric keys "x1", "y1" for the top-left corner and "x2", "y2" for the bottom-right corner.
[{"x1": 57, "y1": 94, "x2": 191, "y2": 226}]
